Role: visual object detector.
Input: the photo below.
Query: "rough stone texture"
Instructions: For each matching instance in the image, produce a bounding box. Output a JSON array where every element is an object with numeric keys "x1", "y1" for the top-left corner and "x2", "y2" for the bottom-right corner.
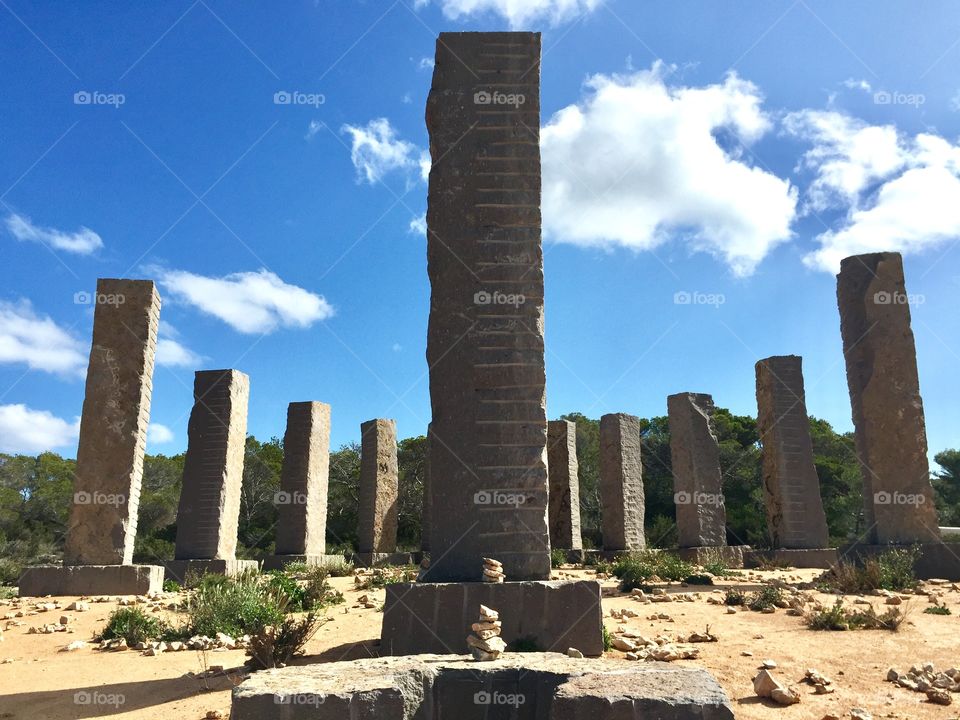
[
  {"x1": 64, "y1": 279, "x2": 161, "y2": 566},
  {"x1": 163, "y1": 559, "x2": 257, "y2": 583},
  {"x1": 421, "y1": 423, "x2": 433, "y2": 552},
  {"x1": 174, "y1": 370, "x2": 250, "y2": 560},
  {"x1": 744, "y1": 548, "x2": 839, "y2": 569},
  {"x1": 422, "y1": 32, "x2": 551, "y2": 583},
  {"x1": 19, "y1": 564, "x2": 163, "y2": 597},
  {"x1": 755, "y1": 356, "x2": 830, "y2": 549},
  {"x1": 231, "y1": 653, "x2": 734, "y2": 720},
  {"x1": 667, "y1": 393, "x2": 726, "y2": 548},
  {"x1": 837, "y1": 252, "x2": 940, "y2": 544},
  {"x1": 547, "y1": 420, "x2": 582, "y2": 550},
  {"x1": 273, "y1": 402, "x2": 331, "y2": 557},
  {"x1": 599, "y1": 413, "x2": 645, "y2": 551},
  {"x1": 358, "y1": 419, "x2": 399, "y2": 554},
  {"x1": 381, "y1": 580, "x2": 602, "y2": 657}
]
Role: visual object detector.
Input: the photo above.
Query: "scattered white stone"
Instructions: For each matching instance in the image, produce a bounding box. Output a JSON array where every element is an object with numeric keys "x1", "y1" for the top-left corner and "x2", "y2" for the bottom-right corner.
[{"x1": 62, "y1": 640, "x2": 86, "y2": 652}]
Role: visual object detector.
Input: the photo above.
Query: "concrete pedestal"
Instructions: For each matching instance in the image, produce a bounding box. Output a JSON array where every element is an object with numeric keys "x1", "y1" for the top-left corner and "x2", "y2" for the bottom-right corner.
[
  {"x1": 352, "y1": 551, "x2": 421, "y2": 568},
  {"x1": 261, "y1": 554, "x2": 348, "y2": 571},
  {"x1": 231, "y1": 653, "x2": 734, "y2": 720},
  {"x1": 19, "y1": 564, "x2": 164, "y2": 597},
  {"x1": 163, "y1": 559, "x2": 258, "y2": 584},
  {"x1": 380, "y1": 580, "x2": 603, "y2": 656},
  {"x1": 744, "y1": 548, "x2": 839, "y2": 569},
  {"x1": 677, "y1": 546, "x2": 748, "y2": 568}
]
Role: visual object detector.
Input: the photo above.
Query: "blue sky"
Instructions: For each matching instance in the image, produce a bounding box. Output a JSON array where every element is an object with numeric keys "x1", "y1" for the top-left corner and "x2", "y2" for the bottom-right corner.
[{"x1": 0, "y1": 0, "x2": 958, "y2": 462}]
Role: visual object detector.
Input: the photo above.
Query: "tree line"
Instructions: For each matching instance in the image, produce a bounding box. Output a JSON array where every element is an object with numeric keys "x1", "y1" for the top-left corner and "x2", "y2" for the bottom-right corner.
[{"x1": 1, "y1": 410, "x2": 957, "y2": 584}]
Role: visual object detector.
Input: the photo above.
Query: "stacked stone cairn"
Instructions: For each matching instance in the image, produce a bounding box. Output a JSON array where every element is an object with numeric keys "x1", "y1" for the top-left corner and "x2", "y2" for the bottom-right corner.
[
  {"x1": 482, "y1": 556, "x2": 505, "y2": 583},
  {"x1": 467, "y1": 604, "x2": 506, "y2": 661}
]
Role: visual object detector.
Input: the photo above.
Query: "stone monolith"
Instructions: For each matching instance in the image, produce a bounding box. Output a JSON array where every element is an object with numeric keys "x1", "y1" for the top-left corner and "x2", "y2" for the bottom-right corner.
[
  {"x1": 599, "y1": 413, "x2": 645, "y2": 551},
  {"x1": 837, "y1": 252, "x2": 940, "y2": 544},
  {"x1": 358, "y1": 419, "x2": 398, "y2": 556},
  {"x1": 547, "y1": 420, "x2": 582, "y2": 550},
  {"x1": 755, "y1": 356, "x2": 830, "y2": 549},
  {"x1": 668, "y1": 393, "x2": 726, "y2": 548}
]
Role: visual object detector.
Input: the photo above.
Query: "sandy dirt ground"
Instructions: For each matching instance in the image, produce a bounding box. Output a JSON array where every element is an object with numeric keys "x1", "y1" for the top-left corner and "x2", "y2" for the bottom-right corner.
[{"x1": 1, "y1": 567, "x2": 958, "y2": 719}]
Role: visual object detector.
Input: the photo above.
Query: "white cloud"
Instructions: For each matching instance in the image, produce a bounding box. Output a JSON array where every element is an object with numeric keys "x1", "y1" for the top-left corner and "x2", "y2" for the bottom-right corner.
[
  {"x1": 341, "y1": 118, "x2": 429, "y2": 185},
  {"x1": 842, "y1": 78, "x2": 872, "y2": 93},
  {"x1": 785, "y1": 110, "x2": 960, "y2": 272},
  {"x1": 414, "y1": 0, "x2": 602, "y2": 28},
  {"x1": 408, "y1": 213, "x2": 427, "y2": 235},
  {"x1": 305, "y1": 120, "x2": 323, "y2": 140},
  {"x1": 153, "y1": 267, "x2": 334, "y2": 334},
  {"x1": 4, "y1": 213, "x2": 103, "y2": 255},
  {"x1": 541, "y1": 64, "x2": 797, "y2": 276},
  {"x1": 418, "y1": 57, "x2": 434, "y2": 71},
  {"x1": 0, "y1": 300, "x2": 87, "y2": 377},
  {"x1": 156, "y1": 337, "x2": 202, "y2": 367},
  {"x1": 0, "y1": 404, "x2": 79, "y2": 454},
  {"x1": 147, "y1": 423, "x2": 174, "y2": 445}
]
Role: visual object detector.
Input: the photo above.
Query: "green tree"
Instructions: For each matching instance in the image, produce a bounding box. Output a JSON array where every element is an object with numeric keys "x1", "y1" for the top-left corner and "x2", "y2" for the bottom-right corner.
[
  {"x1": 326, "y1": 442, "x2": 361, "y2": 551},
  {"x1": 397, "y1": 435, "x2": 427, "y2": 549},
  {"x1": 932, "y1": 449, "x2": 960, "y2": 527}
]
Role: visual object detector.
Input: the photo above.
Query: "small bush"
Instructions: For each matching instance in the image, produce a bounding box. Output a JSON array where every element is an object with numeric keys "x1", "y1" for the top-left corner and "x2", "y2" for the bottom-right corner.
[
  {"x1": 923, "y1": 606, "x2": 951, "y2": 615},
  {"x1": 96, "y1": 607, "x2": 168, "y2": 645},
  {"x1": 550, "y1": 548, "x2": 567, "y2": 568},
  {"x1": 806, "y1": 599, "x2": 904, "y2": 631},
  {"x1": 698, "y1": 548, "x2": 729, "y2": 577},
  {"x1": 821, "y1": 548, "x2": 919, "y2": 594},
  {"x1": 266, "y1": 571, "x2": 308, "y2": 611},
  {"x1": 184, "y1": 571, "x2": 285, "y2": 638},
  {"x1": 0, "y1": 558, "x2": 22, "y2": 586},
  {"x1": 246, "y1": 612, "x2": 325, "y2": 669},
  {"x1": 746, "y1": 585, "x2": 784, "y2": 612},
  {"x1": 0, "y1": 586, "x2": 17, "y2": 600},
  {"x1": 601, "y1": 624, "x2": 612, "y2": 652},
  {"x1": 724, "y1": 588, "x2": 746, "y2": 606},
  {"x1": 683, "y1": 573, "x2": 714, "y2": 585},
  {"x1": 162, "y1": 579, "x2": 181, "y2": 593},
  {"x1": 612, "y1": 552, "x2": 693, "y2": 591},
  {"x1": 355, "y1": 567, "x2": 417, "y2": 590}
]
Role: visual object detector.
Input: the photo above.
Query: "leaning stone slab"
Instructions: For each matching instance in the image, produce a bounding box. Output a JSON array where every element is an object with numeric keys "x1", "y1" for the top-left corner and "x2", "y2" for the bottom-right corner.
[
  {"x1": 19, "y1": 564, "x2": 163, "y2": 597},
  {"x1": 548, "y1": 420, "x2": 583, "y2": 550},
  {"x1": 231, "y1": 653, "x2": 734, "y2": 720},
  {"x1": 755, "y1": 356, "x2": 830, "y2": 549},
  {"x1": 358, "y1": 419, "x2": 399, "y2": 554},
  {"x1": 837, "y1": 252, "x2": 940, "y2": 544},
  {"x1": 173, "y1": 369, "x2": 250, "y2": 562},
  {"x1": 381, "y1": 580, "x2": 602, "y2": 657},
  {"x1": 599, "y1": 413, "x2": 645, "y2": 551},
  {"x1": 422, "y1": 31, "x2": 551, "y2": 582},
  {"x1": 668, "y1": 393, "x2": 726, "y2": 548},
  {"x1": 163, "y1": 559, "x2": 258, "y2": 585}
]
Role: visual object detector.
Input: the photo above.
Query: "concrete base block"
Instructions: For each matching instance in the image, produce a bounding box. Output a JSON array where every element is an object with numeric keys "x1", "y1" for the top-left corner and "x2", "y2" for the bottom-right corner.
[
  {"x1": 19, "y1": 564, "x2": 164, "y2": 597},
  {"x1": 164, "y1": 559, "x2": 259, "y2": 584},
  {"x1": 351, "y1": 551, "x2": 421, "y2": 567},
  {"x1": 260, "y1": 554, "x2": 348, "y2": 571},
  {"x1": 839, "y1": 542, "x2": 960, "y2": 581},
  {"x1": 558, "y1": 548, "x2": 585, "y2": 564},
  {"x1": 380, "y1": 580, "x2": 603, "y2": 656},
  {"x1": 231, "y1": 653, "x2": 734, "y2": 719},
  {"x1": 745, "y1": 548, "x2": 839, "y2": 569},
  {"x1": 677, "y1": 546, "x2": 748, "y2": 568}
]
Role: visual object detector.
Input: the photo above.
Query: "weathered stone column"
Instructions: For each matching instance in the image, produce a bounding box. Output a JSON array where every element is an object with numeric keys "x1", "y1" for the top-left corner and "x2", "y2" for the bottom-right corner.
[
  {"x1": 168, "y1": 369, "x2": 256, "y2": 579},
  {"x1": 20, "y1": 279, "x2": 166, "y2": 596},
  {"x1": 599, "y1": 413, "x2": 645, "y2": 551},
  {"x1": 357, "y1": 419, "x2": 398, "y2": 557},
  {"x1": 668, "y1": 393, "x2": 726, "y2": 548},
  {"x1": 265, "y1": 402, "x2": 333, "y2": 568},
  {"x1": 547, "y1": 420, "x2": 582, "y2": 550},
  {"x1": 421, "y1": 31, "x2": 550, "y2": 582},
  {"x1": 755, "y1": 356, "x2": 830, "y2": 549},
  {"x1": 837, "y1": 252, "x2": 940, "y2": 544}
]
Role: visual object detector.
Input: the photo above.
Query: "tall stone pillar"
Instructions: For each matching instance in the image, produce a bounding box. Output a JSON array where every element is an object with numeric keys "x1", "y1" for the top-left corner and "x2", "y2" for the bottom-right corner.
[
  {"x1": 357, "y1": 419, "x2": 398, "y2": 558},
  {"x1": 755, "y1": 356, "x2": 830, "y2": 549},
  {"x1": 20, "y1": 279, "x2": 165, "y2": 596},
  {"x1": 422, "y1": 31, "x2": 550, "y2": 582},
  {"x1": 547, "y1": 420, "x2": 582, "y2": 550},
  {"x1": 837, "y1": 252, "x2": 940, "y2": 544},
  {"x1": 599, "y1": 413, "x2": 645, "y2": 551},
  {"x1": 168, "y1": 369, "x2": 256, "y2": 580},
  {"x1": 264, "y1": 402, "x2": 335, "y2": 569},
  {"x1": 668, "y1": 393, "x2": 727, "y2": 548}
]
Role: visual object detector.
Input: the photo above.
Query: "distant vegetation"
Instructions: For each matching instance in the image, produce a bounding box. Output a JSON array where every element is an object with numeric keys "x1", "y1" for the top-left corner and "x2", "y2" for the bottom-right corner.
[{"x1": 0, "y1": 410, "x2": 957, "y2": 585}]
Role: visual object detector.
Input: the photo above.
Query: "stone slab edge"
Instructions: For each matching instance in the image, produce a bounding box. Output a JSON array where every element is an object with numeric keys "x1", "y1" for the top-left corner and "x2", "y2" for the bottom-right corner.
[{"x1": 19, "y1": 564, "x2": 164, "y2": 597}]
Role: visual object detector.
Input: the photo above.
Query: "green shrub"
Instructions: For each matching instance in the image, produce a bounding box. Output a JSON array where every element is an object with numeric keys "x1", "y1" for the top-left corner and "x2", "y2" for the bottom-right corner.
[
  {"x1": 821, "y1": 548, "x2": 919, "y2": 594},
  {"x1": 0, "y1": 558, "x2": 21, "y2": 586},
  {"x1": 746, "y1": 585, "x2": 784, "y2": 612},
  {"x1": 550, "y1": 548, "x2": 567, "y2": 568},
  {"x1": 697, "y1": 548, "x2": 729, "y2": 577},
  {"x1": 246, "y1": 612, "x2": 325, "y2": 669},
  {"x1": 96, "y1": 607, "x2": 168, "y2": 645},
  {"x1": 184, "y1": 571, "x2": 285, "y2": 638},
  {"x1": 601, "y1": 624, "x2": 612, "y2": 652},
  {"x1": 724, "y1": 588, "x2": 746, "y2": 606},
  {"x1": 924, "y1": 606, "x2": 951, "y2": 615},
  {"x1": 0, "y1": 586, "x2": 17, "y2": 600},
  {"x1": 266, "y1": 571, "x2": 308, "y2": 611},
  {"x1": 612, "y1": 552, "x2": 693, "y2": 591},
  {"x1": 684, "y1": 573, "x2": 714, "y2": 585},
  {"x1": 162, "y1": 579, "x2": 181, "y2": 593},
  {"x1": 806, "y1": 599, "x2": 904, "y2": 631}
]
